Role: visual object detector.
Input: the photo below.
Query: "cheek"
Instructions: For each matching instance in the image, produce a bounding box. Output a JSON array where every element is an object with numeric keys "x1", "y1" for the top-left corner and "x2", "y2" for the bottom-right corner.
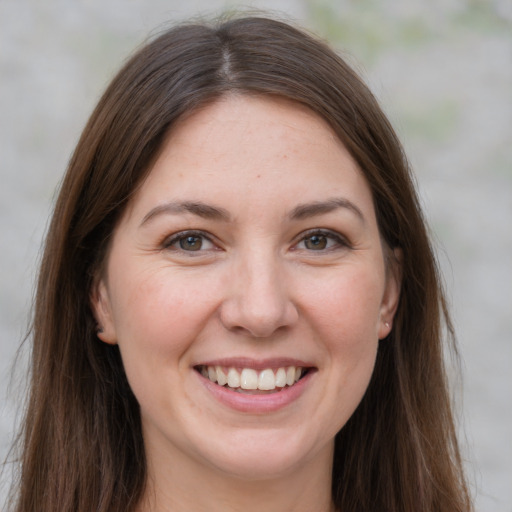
[
  {"x1": 302, "y1": 268, "x2": 383, "y2": 414},
  {"x1": 303, "y1": 265, "x2": 384, "y2": 342},
  {"x1": 108, "y1": 268, "x2": 222, "y2": 424},
  {"x1": 109, "y1": 267, "x2": 218, "y2": 370}
]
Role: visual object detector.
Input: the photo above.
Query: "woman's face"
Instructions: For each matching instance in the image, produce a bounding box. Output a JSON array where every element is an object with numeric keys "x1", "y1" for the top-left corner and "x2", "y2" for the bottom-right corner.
[{"x1": 93, "y1": 96, "x2": 400, "y2": 482}]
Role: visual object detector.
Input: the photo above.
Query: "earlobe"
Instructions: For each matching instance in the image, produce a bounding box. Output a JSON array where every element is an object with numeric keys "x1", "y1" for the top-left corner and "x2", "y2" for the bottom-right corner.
[
  {"x1": 90, "y1": 278, "x2": 117, "y2": 345},
  {"x1": 378, "y1": 248, "x2": 402, "y2": 340}
]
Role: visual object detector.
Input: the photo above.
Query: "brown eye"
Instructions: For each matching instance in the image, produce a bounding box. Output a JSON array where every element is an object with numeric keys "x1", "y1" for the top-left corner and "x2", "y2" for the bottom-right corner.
[
  {"x1": 164, "y1": 231, "x2": 216, "y2": 253},
  {"x1": 294, "y1": 230, "x2": 349, "y2": 253},
  {"x1": 304, "y1": 234, "x2": 328, "y2": 250},
  {"x1": 179, "y1": 235, "x2": 203, "y2": 251}
]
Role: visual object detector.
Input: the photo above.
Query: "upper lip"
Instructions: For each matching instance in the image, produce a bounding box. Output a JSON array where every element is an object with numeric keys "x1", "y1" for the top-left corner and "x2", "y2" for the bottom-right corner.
[{"x1": 193, "y1": 357, "x2": 316, "y2": 371}]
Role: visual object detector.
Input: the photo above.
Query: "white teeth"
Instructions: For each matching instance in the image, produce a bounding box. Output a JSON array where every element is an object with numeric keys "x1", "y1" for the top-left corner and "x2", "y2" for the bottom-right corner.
[
  {"x1": 216, "y1": 366, "x2": 227, "y2": 386},
  {"x1": 227, "y1": 368, "x2": 240, "y2": 388},
  {"x1": 286, "y1": 366, "x2": 295, "y2": 386},
  {"x1": 240, "y1": 369, "x2": 258, "y2": 390},
  {"x1": 202, "y1": 365, "x2": 307, "y2": 391},
  {"x1": 275, "y1": 367, "x2": 287, "y2": 388},
  {"x1": 258, "y1": 369, "x2": 275, "y2": 390}
]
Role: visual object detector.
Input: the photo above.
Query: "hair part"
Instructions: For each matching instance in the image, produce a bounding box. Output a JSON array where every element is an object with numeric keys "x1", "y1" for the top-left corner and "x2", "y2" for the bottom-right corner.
[{"x1": 9, "y1": 15, "x2": 471, "y2": 512}]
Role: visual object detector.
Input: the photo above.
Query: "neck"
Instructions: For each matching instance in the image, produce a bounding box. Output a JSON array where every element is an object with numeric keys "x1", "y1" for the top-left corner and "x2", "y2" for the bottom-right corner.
[{"x1": 137, "y1": 441, "x2": 336, "y2": 512}]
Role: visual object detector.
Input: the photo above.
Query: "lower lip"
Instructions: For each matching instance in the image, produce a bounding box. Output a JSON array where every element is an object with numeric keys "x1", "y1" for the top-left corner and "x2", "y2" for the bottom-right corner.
[{"x1": 198, "y1": 371, "x2": 313, "y2": 413}]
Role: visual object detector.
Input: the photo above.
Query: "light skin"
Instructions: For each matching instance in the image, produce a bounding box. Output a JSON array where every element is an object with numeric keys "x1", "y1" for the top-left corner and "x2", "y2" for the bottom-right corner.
[{"x1": 92, "y1": 95, "x2": 401, "y2": 512}]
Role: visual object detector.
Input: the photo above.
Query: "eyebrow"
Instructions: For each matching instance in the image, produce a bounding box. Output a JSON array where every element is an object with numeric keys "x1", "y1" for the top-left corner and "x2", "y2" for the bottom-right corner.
[
  {"x1": 289, "y1": 198, "x2": 365, "y2": 223},
  {"x1": 140, "y1": 201, "x2": 231, "y2": 226},
  {"x1": 140, "y1": 197, "x2": 365, "y2": 227}
]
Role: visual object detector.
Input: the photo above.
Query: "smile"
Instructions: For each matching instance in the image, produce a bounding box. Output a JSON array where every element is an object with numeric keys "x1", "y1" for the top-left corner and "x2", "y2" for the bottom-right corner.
[{"x1": 195, "y1": 365, "x2": 309, "y2": 394}]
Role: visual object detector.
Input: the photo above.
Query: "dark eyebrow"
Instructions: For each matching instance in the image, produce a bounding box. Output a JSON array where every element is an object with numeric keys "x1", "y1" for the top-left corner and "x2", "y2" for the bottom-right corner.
[
  {"x1": 289, "y1": 198, "x2": 365, "y2": 223},
  {"x1": 140, "y1": 201, "x2": 231, "y2": 226}
]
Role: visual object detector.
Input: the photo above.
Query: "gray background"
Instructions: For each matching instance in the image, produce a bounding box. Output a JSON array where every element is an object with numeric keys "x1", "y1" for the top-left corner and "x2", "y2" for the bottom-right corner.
[{"x1": 1, "y1": 0, "x2": 511, "y2": 510}]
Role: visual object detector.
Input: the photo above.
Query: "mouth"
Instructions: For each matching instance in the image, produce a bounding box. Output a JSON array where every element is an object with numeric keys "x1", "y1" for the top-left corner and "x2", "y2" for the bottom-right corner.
[{"x1": 194, "y1": 365, "x2": 312, "y2": 394}]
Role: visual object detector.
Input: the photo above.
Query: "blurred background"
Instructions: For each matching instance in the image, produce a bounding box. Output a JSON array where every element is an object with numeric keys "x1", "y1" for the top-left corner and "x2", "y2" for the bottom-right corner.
[{"x1": 1, "y1": 0, "x2": 511, "y2": 510}]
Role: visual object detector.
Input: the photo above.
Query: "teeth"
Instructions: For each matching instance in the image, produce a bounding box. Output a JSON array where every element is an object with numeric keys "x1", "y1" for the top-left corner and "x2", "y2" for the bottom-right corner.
[
  {"x1": 227, "y1": 368, "x2": 240, "y2": 388},
  {"x1": 201, "y1": 365, "x2": 305, "y2": 391},
  {"x1": 258, "y1": 369, "x2": 275, "y2": 390},
  {"x1": 216, "y1": 366, "x2": 227, "y2": 386},
  {"x1": 240, "y1": 369, "x2": 258, "y2": 390},
  {"x1": 286, "y1": 366, "x2": 295, "y2": 386},
  {"x1": 275, "y1": 367, "x2": 287, "y2": 388}
]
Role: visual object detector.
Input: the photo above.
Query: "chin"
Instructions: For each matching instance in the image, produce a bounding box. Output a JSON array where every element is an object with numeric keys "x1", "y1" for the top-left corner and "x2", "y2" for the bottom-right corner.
[{"x1": 194, "y1": 428, "x2": 332, "y2": 481}]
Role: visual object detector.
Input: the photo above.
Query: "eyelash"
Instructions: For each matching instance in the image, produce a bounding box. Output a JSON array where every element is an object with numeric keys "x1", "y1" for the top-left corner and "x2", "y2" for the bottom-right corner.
[
  {"x1": 162, "y1": 230, "x2": 217, "y2": 254},
  {"x1": 162, "y1": 229, "x2": 350, "y2": 254},
  {"x1": 292, "y1": 229, "x2": 350, "y2": 252}
]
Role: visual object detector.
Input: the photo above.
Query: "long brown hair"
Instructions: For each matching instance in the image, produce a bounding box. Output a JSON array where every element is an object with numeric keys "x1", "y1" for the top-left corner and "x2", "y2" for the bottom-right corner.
[{"x1": 9, "y1": 15, "x2": 472, "y2": 512}]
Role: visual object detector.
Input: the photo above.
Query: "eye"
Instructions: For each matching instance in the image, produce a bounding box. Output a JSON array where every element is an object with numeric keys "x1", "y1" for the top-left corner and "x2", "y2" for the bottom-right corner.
[
  {"x1": 294, "y1": 230, "x2": 348, "y2": 252},
  {"x1": 164, "y1": 231, "x2": 216, "y2": 252}
]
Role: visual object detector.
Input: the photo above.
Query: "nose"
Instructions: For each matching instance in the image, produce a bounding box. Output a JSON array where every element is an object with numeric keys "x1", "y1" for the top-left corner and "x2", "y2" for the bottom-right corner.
[{"x1": 219, "y1": 251, "x2": 299, "y2": 338}]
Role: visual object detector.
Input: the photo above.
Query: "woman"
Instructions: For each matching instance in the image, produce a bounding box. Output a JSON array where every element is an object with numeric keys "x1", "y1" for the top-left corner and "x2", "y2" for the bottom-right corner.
[{"x1": 9, "y1": 15, "x2": 472, "y2": 512}]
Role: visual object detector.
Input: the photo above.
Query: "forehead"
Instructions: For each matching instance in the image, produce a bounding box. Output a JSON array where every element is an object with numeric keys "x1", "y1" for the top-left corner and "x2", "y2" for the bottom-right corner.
[
  {"x1": 123, "y1": 95, "x2": 375, "y2": 223},
  {"x1": 165, "y1": 95, "x2": 342, "y2": 163}
]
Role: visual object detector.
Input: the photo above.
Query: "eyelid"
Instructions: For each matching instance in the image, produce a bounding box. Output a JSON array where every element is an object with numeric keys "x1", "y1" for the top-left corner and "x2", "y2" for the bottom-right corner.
[
  {"x1": 162, "y1": 230, "x2": 219, "y2": 252},
  {"x1": 292, "y1": 228, "x2": 351, "y2": 251},
  {"x1": 161, "y1": 228, "x2": 350, "y2": 253}
]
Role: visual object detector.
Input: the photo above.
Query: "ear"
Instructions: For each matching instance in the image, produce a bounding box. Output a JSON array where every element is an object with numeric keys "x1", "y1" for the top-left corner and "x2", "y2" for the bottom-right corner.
[
  {"x1": 90, "y1": 277, "x2": 117, "y2": 345},
  {"x1": 378, "y1": 248, "x2": 402, "y2": 340}
]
